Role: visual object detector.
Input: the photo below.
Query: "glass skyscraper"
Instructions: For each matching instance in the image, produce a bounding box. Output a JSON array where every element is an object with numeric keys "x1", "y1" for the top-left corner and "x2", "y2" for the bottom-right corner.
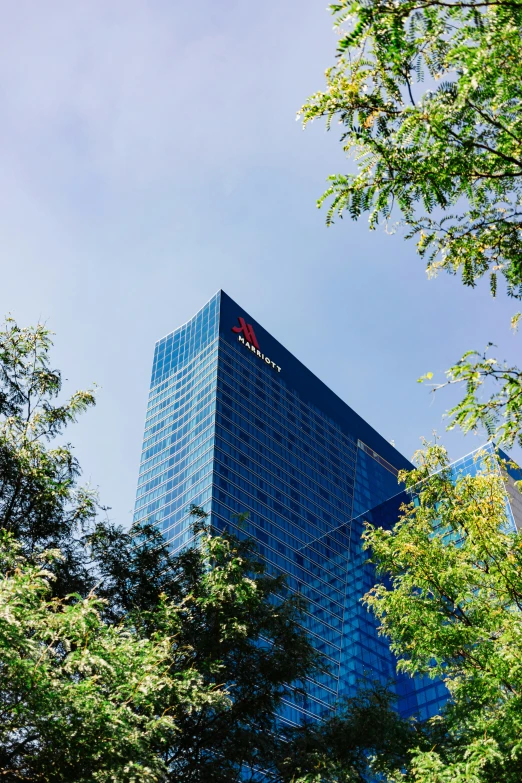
[
  {"x1": 133, "y1": 290, "x2": 522, "y2": 726},
  {"x1": 133, "y1": 290, "x2": 417, "y2": 724}
]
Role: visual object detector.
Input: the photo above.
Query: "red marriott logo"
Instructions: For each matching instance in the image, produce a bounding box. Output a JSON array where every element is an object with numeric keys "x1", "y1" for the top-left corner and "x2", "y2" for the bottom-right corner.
[
  {"x1": 231, "y1": 317, "x2": 281, "y2": 373},
  {"x1": 232, "y1": 317, "x2": 259, "y2": 349}
]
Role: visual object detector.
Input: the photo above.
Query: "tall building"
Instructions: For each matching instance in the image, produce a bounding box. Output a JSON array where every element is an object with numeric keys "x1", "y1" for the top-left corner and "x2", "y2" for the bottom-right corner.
[
  {"x1": 133, "y1": 291, "x2": 522, "y2": 725},
  {"x1": 133, "y1": 290, "x2": 415, "y2": 724}
]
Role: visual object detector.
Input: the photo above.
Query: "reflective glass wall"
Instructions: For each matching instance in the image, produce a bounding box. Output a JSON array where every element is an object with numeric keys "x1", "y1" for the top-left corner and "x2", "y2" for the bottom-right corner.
[
  {"x1": 133, "y1": 292, "x2": 220, "y2": 551},
  {"x1": 212, "y1": 292, "x2": 413, "y2": 724},
  {"x1": 133, "y1": 291, "x2": 424, "y2": 726},
  {"x1": 213, "y1": 333, "x2": 357, "y2": 723}
]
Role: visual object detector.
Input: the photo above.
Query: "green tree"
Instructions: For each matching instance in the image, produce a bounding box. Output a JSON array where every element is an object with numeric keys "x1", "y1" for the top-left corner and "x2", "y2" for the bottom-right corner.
[
  {"x1": 0, "y1": 531, "x2": 211, "y2": 782},
  {"x1": 361, "y1": 443, "x2": 522, "y2": 782},
  {"x1": 276, "y1": 682, "x2": 419, "y2": 783},
  {"x1": 301, "y1": 0, "x2": 522, "y2": 295},
  {"x1": 91, "y1": 513, "x2": 419, "y2": 783},
  {"x1": 91, "y1": 512, "x2": 320, "y2": 783},
  {"x1": 0, "y1": 317, "x2": 97, "y2": 598},
  {"x1": 301, "y1": 14, "x2": 522, "y2": 773},
  {"x1": 300, "y1": 0, "x2": 522, "y2": 449},
  {"x1": 1, "y1": 511, "x2": 327, "y2": 783},
  {"x1": 421, "y1": 343, "x2": 522, "y2": 451}
]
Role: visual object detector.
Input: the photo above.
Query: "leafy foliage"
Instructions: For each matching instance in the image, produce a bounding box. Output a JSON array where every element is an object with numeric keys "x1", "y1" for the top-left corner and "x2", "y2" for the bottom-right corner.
[
  {"x1": 362, "y1": 442, "x2": 522, "y2": 782},
  {"x1": 0, "y1": 531, "x2": 199, "y2": 783},
  {"x1": 300, "y1": 0, "x2": 522, "y2": 297},
  {"x1": 421, "y1": 346, "x2": 522, "y2": 450},
  {"x1": 277, "y1": 683, "x2": 418, "y2": 783},
  {"x1": 91, "y1": 514, "x2": 320, "y2": 783},
  {"x1": 0, "y1": 317, "x2": 97, "y2": 597}
]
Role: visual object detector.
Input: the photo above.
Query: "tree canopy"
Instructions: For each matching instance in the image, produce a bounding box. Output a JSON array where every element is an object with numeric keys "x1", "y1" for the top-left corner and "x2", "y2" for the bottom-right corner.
[
  {"x1": 301, "y1": 0, "x2": 522, "y2": 451},
  {"x1": 0, "y1": 532, "x2": 195, "y2": 782},
  {"x1": 300, "y1": 0, "x2": 522, "y2": 297},
  {"x1": 362, "y1": 442, "x2": 522, "y2": 782}
]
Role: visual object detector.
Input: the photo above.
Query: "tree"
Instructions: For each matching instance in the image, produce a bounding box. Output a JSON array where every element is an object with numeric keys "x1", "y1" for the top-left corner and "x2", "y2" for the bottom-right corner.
[
  {"x1": 300, "y1": 0, "x2": 522, "y2": 449},
  {"x1": 421, "y1": 343, "x2": 522, "y2": 451},
  {"x1": 276, "y1": 682, "x2": 419, "y2": 783},
  {"x1": 300, "y1": 0, "x2": 522, "y2": 296},
  {"x1": 301, "y1": 17, "x2": 522, "y2": 772},
  {"x1": 0, "y1": 530, "x2": 209, "y2": 783},
  {"x1": 361, "y1": 443, "x2": 522, "y2": 782},
  {"x1": 92, "y1": 513, "x2": 421, "y2": 782},
  {"x1": 85, "y1": 511, "x2": 416, "y2": 783},
  {"x1": 1, "y1": 510, "x2": 326, "y2": 783},
  {"x1": 0, "y1": 317, "x2": 98, "y2": 598},
  {"x1": 91, "y1": 511, "x2": 320, "y2": 783}
]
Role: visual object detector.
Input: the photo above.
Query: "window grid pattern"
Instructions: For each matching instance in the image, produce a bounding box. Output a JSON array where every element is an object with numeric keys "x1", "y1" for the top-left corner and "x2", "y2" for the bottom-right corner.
[
  {"x1": 133, "y1": 293, "x2": 220, "y2": 551},
  {"x1": 211, "y1": 337, "x2": 405, "y2": 724},
  {"x1": 135, "y1": 292, "x2": 488, "y2": 728}
]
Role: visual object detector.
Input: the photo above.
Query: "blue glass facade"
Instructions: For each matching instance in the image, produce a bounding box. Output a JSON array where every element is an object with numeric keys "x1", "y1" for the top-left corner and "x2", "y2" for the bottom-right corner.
[
  {"x1": 134, "y1": 293, "x2": 220, "y2": 553},
  {"x1": 133, "y1": 291, "x2": 522, "y2": 727},
  {"x1": 136, "y1": 293, "x2": 522, "y2": 732},
  {"x1": 134, "y1": 290, "x2": 420, "y2": 726}
]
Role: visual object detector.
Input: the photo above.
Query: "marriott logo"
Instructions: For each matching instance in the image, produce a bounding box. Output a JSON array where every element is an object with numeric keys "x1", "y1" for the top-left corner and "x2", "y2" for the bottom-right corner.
[{"x1": 232, "y1": 317, "x2": 281, "y2": 373}]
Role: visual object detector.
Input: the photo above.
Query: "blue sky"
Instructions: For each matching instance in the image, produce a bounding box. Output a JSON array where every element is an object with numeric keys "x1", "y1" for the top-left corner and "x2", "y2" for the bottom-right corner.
[{"x1": 1, "y1": 0, "x2": 518, "y2": 526}]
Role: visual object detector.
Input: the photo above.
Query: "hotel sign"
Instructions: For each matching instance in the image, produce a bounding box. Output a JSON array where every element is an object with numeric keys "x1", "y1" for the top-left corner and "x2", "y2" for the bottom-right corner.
[{"x1": 232, "y1": 317, "x2": 281, "y2": 373}]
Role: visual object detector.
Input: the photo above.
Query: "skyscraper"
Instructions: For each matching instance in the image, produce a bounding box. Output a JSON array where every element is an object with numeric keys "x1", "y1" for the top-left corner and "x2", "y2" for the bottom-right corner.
[
  {"x1": 133, "y1": 290, "x2": 522, "y2": 726},
  {"x1": 133, "y1": 290, "x2": 416, "y2": 724}
]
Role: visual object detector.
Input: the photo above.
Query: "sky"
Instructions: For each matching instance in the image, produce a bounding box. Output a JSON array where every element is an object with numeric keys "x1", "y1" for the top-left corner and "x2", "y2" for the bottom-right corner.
[{"x1": 1, "y1": 0, "x2": 519, "y2": 527}]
